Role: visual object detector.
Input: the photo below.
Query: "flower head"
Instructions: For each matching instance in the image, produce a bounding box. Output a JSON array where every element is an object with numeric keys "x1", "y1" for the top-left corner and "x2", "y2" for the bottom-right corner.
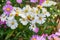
[
  {"x1": 33, "y1": 27, "x2": 39, "y2": 33},
  {"x1": 6, "y1": 0, "x2": 11, "y2": 5},
  {"x1": 0, "y1": 14, "x2": 7, "y2": 22},
  {"x1": 42, "y1": 1, "x2": 57, "y2": 7},
  {"x1": 6, "y1": 19, "x2": 18, "y2": 29},
  {"x1": 30, "y1": 35, "x2": 38, "y2": 40},
  {"x1": 16, "y1": 0, "x2": 22, "y2": 4},
  {"x1": 31, "y1": 35, "x2": 46, "y2": 40},
  {"x1": 36, "y1": 14, "x2": 46, "y2": 24},
  {"x1": 55, "y1": 32, "x2": 60, "y2": 36},
  {"x1": 3, "y1": 5, "x2": 13, "y2": 15},
  {"x1": 30, "y1": 0, "x2": 38, "y2": 3},
  {"x1": 39, "y1": 0, "x2": 46, "y2": 5}
]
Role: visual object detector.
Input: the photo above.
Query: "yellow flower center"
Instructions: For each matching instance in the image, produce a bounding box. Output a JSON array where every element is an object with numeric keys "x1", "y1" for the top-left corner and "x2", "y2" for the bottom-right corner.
[
  {"x1": 22, "y1": 18, "x2": 25, "y2": 21},
  {"x1": 32, "y1": 38, "x2": 36, "y2": 40},
  {"x1": 15, "y1": 11, "x2": 19, "y2": 16},
  {"x1": 11, "y1": 22, "x2": 14, "y2": 25},
  {"x1": 6, "y1": 8, "x2": 10, "y2": 11},
  {"x1": 27, "y1": 15, "x2": 31, "y2": 20},
  {"x1": 27, "y1": 15, "x2": 34, "y2": 21},
  {"x1": 37, "y1": 5, "x2": 42, "y2": 9},
  {"x1": 46, "y1": 0, "x2": 49, "y2": 4},
  {"x1": 24, "y1": 9, "x2": 28, "y2": 13},
  {"x1": 10, "y1": 14, "x2": 13, "y2": 16},
  {"x1": 43, "y1": 12, "x2": 46, "y2": 14},
  {"x1": 31, "y1": 17, "x2": 34, "y2": 20},
  {"x1": 36, "y1": 10, "x2": 38, "y2": 14},
  {"x1": 39, "y1": 17, "x2": 42, "y2": 20}
]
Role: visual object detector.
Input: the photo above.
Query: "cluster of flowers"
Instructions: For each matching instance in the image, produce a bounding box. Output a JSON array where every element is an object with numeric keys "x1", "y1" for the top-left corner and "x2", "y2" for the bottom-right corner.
[
  {"x1": 0, "y1": 0, "x2": 58, "y2": 40},
  {"x1": 31, "y1": 30, "x2": 60, "y2": 40},
  {"x1": 0, "y1": 0, "x2": 56, "y2": 32},
  {"x1": 16, "y1": 0, "x2": 56, "y2": 6}
]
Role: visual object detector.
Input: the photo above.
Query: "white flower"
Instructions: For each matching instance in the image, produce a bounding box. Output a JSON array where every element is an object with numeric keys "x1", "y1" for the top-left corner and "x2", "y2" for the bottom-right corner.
[
  {"x1": 43, "y1": 12, "x2": 50, "y2": 17},
  {"x1": 12, "y1": 7, "x2": 22, "y2": 16},
  {"x1": 36, "y1": 14, "x2": 46, "y2": 24},
  {"x1": 23, "y1": 5, "x2": 32, "y2": 13},
  {"x1": 32, "y1": 7, "x2": 40, "y2": 15},
  {"x1": 29, "y1": 24, "x2": 36, "y2": 30},
  {"x1": 30, "y1": 15, "x2": 38, "y2": 24},
  {"x1": 29, "y1": 24, "x2": 39, "y2": 33},
  {"x1": 6, "y1": 19, "x2": 18, "y2": 29},
  {"x1": 10, "y1": 9, "x2": 16, "y2": 16},
  {"x1": 42, "y1": 8, "x2": 50, "y2": 17},
  {"x1": 7, "y1": 14, "x2": 15, "y2": 20},
  {"x1": 19, "y1": 18, "x2": 28, "y2": 25},
  {"x1": 26, "y1": 12, "x2": 35, "y2": 21},
  {"x1": 42, "y1": 1, "x2": 56, "y2": 7},
  {"x1": 0, "y1": 13, "x2": 7, "y2": 22}
]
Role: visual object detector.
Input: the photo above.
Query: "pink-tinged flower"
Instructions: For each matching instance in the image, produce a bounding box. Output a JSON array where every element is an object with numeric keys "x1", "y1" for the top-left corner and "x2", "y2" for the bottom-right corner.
[
  {"x1": 30, "y1": 35, "x2": 46, "y2": 40},
  {"x1": 0, "y1": 19, "x2": 7, "y2": 28},
  {"x1": 51, "y1": 34, "x2": 57, "y2": 38},
  {"x1": 48, "y1": 35, "x2": 52, "y2": 40},
  {"x1": 42, "y1": 34, "x2": 48, "y2": 38},
  {"x1": 33, "y1": 27, "x2": 39, "y2": 33},
  {"x1": 54, "y1": 37, "x2": 60, "y2": 40},
  {"x1": 30, "y1": 35, "x2": 38, "y2": 40},
  {"x1": 37, "y1": 35, "x2": 46, "y2": 40},
  {"x1": 0, "y1": 19, "x2": 6, "y2": 25},
  {"x1": 55, "y1": 32, "x2": 60, "y2": 36},
  {"x1": 16, "y1": 0, "x2": 22, "y2": 4},
  {"x1": 3, "y1": 5, "x2": 13, "y2": 15},
  {"x1": 48, "y1": 34, "x2": 58, "y2": 40},
  {"x1": 30, "y1": 0, "x2": 38, "y2": 3},
  {"x1": 6, "y1": 0, "x2": 11, "y2": 5},
  {"x1": 39, "y1": 0, "x2": 46, "y2": 5},
  {"x1": 36, "y1": 36, "x2": 41, "y2": 40}
]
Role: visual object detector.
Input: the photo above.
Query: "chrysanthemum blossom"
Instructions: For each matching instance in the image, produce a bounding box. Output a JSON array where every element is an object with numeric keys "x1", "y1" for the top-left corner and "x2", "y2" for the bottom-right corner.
[
  {"x1": 6, "y1": 0, "x2": 11, "y2": 5},
  {"x1": 3, "y1": 5, "x2": 13, "y2": 15},
  {"x1": 33, "y1": 27, "x2": 39, "y2": 33},
  {"x1": 16, "y1": 0, "x2": 22, "y2": 4},
  {"x1": 39, "y1": 0, "x2": 46, "y2": 5},
  {"x1": 30, "y1": 0, "x2": 38, "y2": 3}
]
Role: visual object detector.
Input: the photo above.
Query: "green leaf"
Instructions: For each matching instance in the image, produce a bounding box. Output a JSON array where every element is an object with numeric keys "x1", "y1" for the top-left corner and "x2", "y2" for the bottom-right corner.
[
  {"x1": 15, "y1": 16, "x2": 20, "y2": 22},
  {"x1": 44, "y1": 28, "x2": 52, "y2": 34},
  {"x1": 18, "y1": 23, "x2": 23, "y2": 30},
  {"x1": 5, "y1": 30, "x2": 14, "y2": 40},
  {"x1": 15, "y1": 32, "x2": 21, "y2": 38}
]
